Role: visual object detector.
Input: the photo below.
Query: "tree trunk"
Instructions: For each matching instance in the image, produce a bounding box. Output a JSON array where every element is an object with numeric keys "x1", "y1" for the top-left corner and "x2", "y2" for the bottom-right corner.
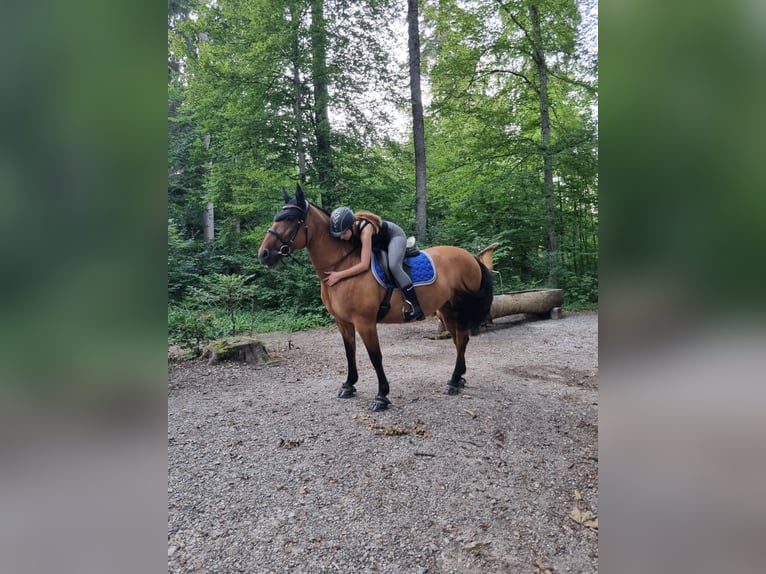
[
  {"x1": 435, "y1": 287, "x2": 564, "y2": 338},
  {"x1": 490, "y1": 289, "x2": 564, "y2": 318},
  {"x1": 310, "y1": 0, "x2": 334, "y2": 207},
  {"x1": 204, "y1": 202, "x2": 214, "y2": 242},
  {"x1": 408, "y1": 0, "x2": 427, "y2": 242},
  {"x1": 202, "y1": 133, "x2": 214, "y2": 242},
  {"x1": 291, "y1": 6, "x2": 307, "y2": 183},
  {"x1": 529, "y1": 3, "x2": 559, "y2": 286}
]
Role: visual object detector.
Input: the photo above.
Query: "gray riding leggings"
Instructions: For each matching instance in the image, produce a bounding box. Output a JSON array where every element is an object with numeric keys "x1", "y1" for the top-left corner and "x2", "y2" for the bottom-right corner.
[{"x1": 384, "y1": 223, "x2": 410, "y2": 289}]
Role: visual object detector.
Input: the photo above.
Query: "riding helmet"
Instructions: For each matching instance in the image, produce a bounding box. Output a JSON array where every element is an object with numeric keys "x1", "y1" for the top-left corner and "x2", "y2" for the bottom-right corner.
[{"x1": 329, "y1": 207, "x2": 355, "y2": 237}]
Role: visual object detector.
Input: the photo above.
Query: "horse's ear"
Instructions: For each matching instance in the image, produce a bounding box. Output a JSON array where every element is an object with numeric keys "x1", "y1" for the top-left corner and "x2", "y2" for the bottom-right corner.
[
  {"x1": 282, "y1": 187, "x2": 292, "y2": 204},
  {"x1": 295, "y1": 184, "x2": 306, "y2": 207}
]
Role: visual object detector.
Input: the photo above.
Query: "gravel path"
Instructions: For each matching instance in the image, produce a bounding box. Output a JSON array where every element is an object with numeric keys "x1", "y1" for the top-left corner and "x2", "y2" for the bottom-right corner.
[{"x1": 168, "y1": 311, "x2": 598, "y2": 573}]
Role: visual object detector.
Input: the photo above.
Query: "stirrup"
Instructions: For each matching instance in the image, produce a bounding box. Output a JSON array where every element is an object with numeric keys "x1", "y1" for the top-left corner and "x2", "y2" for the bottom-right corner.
[{"x1": 403, "y1": 300, "x2": 425, "y2": 322}]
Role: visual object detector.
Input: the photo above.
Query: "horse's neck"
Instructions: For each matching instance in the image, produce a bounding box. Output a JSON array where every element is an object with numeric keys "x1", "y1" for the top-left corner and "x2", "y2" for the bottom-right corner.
[{"x1": 305, "y1": 209, "x2": 357, "y2": 274}]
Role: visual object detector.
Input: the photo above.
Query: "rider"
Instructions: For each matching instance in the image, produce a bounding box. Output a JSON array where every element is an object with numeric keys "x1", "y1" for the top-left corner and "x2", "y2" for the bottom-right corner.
[{"x1": 323, "y1": 207, "x2": 425, "y2": 322}]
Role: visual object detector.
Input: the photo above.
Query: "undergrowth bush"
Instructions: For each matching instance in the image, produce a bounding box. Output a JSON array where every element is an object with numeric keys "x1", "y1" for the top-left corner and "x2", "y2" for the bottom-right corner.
[
  {"x1": 168, "y1": 306, "x2": 220, "y2": 358},
  {"x1": 560, "y1": 271, "x2": 598, "y2": 309},
  {"x1": 168, "y1": 305, "x2": 334, "y2": 359},
  {"x1": 187, "y1": 273, "x2": 256, "y2": 336}
]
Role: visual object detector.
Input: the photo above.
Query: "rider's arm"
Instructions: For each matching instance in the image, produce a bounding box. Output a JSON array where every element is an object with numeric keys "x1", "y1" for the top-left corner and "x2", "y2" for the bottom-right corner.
[{"x1": 334, "y1": 224, "x2": 373, "y2": 281}]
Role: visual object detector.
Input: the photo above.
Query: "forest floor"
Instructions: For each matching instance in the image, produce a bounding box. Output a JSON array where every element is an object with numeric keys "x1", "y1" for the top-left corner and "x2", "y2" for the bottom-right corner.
[{"x1": 168, "y1": 311, "x2": 598, "y2": 573}]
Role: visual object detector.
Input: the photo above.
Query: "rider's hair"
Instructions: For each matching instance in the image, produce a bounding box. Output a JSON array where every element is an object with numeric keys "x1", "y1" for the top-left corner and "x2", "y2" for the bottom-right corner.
[{"x1": 354, "y1": 211, "x2": 382, "y2": 234}]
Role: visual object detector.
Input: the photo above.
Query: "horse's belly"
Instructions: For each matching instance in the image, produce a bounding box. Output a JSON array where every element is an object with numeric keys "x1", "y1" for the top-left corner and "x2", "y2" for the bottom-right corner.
[{"x1": 324, "y1": 278, "x2": 382, "y2": 321}]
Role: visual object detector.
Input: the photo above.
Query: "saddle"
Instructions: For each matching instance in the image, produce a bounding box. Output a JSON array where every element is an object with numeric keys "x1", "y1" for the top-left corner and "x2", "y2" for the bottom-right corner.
[
  {"x1": 371, "y1": 238, "x2": 437, "y2": 321},
  {"x1": 371, "y1": 237, "x2": 436, "y2": 289}
]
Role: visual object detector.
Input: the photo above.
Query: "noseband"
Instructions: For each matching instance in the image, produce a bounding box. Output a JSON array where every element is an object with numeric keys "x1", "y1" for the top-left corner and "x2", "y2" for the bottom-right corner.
[{"x1": 267, "y1": 202, "x2": 309, "y2": 257}]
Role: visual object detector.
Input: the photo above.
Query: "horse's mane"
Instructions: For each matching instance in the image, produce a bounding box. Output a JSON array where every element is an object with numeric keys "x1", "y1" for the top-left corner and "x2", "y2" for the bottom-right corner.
[
  {"x1": 312, "y1": 202, "x2": 363, "y2": 256},
  {"x1": 310, "y1": 202, "x2": 331, "y2": 217}
]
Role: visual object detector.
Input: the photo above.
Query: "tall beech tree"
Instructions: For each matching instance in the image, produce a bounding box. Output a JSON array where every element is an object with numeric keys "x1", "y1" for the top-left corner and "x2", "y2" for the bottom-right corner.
[
  {"x1": 423, "y1": 0, "x2": 596, "y2": 288},
  {"x1": 408, "y1": 0, "x2": 428, "y2": 242},
  {"x1": 310, "y1": 0, "x2": 335, "y2": 206}
]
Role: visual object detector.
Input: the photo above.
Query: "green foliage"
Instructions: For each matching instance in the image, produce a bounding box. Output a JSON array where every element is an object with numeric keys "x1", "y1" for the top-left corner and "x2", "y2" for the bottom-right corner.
[
  {"x1": 187, "y1": 273, "x2": 256, "y2": 336},
  {"x1": 167, "y1": 303, "x2": 334, "y2": 359},
  {"x1": 560, "y1": 270, "x2": 599, "y2": 310},
  {"x1": 167, "y1": 0, "x2": 598, "y2": 344},
  {"x1": 168, "y1": 219, "x2": 204, "y2": 301},
  {"x1": 244, "y1": 308, "x2": 334, "y2": 333},
  {"x1": 423, "y1": 0, "x2": 597, "y2": 294},
  {"x1": 168, "y1": 306, "x2": 219, "y2": 357}
]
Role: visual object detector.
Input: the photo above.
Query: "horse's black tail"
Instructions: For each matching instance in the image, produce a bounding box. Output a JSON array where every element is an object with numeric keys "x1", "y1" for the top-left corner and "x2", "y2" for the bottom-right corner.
[{"x1": 453, "y1": 258, "x2": 494, "y2": 331}]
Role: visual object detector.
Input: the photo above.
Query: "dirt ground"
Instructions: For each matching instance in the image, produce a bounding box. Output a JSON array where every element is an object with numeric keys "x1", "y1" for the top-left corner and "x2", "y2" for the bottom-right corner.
[{"x1": 168, "y1": 311, "x2": 598, "y2": 573}]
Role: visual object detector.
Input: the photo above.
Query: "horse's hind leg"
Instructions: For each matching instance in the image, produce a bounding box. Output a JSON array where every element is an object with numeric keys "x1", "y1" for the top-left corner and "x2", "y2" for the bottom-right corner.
[
  {"x1": 356, "y1": 323, "x2": 391, "y2": 411},
  {"x1": 440, "y1": 311, "x2": 470, "y2": 395},
  {"x1": 336, "y1": 319, "x2": 358, "y2": 398},
  {"x1": 446, "y1": 328, "x2": 470, "y2": 395}
]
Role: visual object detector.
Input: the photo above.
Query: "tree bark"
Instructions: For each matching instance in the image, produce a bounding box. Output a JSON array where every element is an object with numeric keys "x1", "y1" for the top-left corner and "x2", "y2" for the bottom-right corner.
[
  {"x1": 291, "y1": 6, "x2": 307, "y2": 184},
  {"x1": 202, "y1": 133, "x2": 214, "y2": 242},
  {"x1": 408, "y1": 0, "x2": 427, "y2": 242},
  {"x1": 202, "y1": 338, "x2": 273, "y2": 366},
  {"x1": 310, "y1": 0, "x2": 334, "y2": 207},
  {"x1": 490, "y1": 289, "x2": 564, "y2": 318},
  {"x1": 204, "y1": 202, "x2": 214, "y2": 242}
]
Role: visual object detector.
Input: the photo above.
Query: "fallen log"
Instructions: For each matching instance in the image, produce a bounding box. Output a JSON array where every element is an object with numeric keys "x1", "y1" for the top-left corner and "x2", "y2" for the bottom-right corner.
[
  {"x1": 434, "y1": 288, "x2": 565, "y2": 339},
  {"x1": 490, "y1": 289, "x2": 564, "y2": 319},
  {"x1": 434, "y1": 243, "x2": 564, "y2": 337}
]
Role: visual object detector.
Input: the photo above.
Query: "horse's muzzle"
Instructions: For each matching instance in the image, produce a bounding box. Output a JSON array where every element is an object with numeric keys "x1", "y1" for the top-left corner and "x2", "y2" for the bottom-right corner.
[{"x1": 260, "y1": 248, "x2": 279, "y2": 268}]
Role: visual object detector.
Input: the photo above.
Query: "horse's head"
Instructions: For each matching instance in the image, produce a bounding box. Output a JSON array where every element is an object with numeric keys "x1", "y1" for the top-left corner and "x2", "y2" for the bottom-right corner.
[{"x1": 259, "y1": 184, "x2": 310, "y2": 267}]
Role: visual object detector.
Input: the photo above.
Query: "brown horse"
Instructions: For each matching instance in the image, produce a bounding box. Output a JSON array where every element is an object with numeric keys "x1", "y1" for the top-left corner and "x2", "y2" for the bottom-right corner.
[{"x1": 259, "y1": 185, "x2": 494, "y2": 411}]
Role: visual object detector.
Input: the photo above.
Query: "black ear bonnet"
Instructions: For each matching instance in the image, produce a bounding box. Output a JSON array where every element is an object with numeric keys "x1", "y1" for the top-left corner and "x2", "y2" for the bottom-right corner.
[
  {"x1": 273, "y1": 200, "x2": 309, "y2": 222},
  {"x1": 274, "y1": 184, "x2": 309, "y2": 222}
]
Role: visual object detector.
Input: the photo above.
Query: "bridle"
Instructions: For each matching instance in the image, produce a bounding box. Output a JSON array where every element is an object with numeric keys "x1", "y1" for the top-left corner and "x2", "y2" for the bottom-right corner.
[
  {"x1": 267, "y1": 201, "x2": 310, "y2": 258},
  {"x1": 267, "y1": 199, "x2": 358, "y2": 272}
]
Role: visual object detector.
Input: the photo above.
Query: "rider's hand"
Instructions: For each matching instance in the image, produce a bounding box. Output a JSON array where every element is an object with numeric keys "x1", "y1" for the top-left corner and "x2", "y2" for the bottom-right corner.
[{"x1": 323, "y1": 271, "x2": 341, "y2": 286}]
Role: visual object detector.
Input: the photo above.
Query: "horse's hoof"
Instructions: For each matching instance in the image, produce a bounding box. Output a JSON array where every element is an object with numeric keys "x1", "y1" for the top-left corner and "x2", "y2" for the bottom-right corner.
[
  {"x1": 370, "y1": 396, "x2": 390, "y2": 411},
  {"x1": 337, "y1": 386, "x2": 356, "y2": 399},
  {"x1": 443, "y1": 377, "x2": 466, "y2": 395}
]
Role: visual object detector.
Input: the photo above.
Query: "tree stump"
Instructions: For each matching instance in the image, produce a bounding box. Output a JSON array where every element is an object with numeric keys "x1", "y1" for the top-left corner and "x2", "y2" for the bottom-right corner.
[{"x1": 202, "y1": 337, "x2": 273, "y2": 366}]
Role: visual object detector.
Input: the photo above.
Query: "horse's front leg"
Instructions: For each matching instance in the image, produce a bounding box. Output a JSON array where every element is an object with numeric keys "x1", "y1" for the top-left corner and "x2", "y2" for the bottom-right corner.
[
  {"x1": 356, "y1": 323, "x2": 391, "y2": 411},
  {"x1": 336, "y1": 319, "x2": 358, "y2": 398}
]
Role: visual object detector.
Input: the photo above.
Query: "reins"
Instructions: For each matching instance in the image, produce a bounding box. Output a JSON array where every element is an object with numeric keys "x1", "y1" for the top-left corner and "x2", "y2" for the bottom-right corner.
[{"x1": 312, "y1": 245, "x2": 357, "y2": 273}]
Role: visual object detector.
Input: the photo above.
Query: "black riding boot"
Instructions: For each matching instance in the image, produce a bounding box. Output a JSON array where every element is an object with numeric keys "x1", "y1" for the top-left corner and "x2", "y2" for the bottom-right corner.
[{"x1": 402, "y1": 284, "x2": 425, "y2": 322}]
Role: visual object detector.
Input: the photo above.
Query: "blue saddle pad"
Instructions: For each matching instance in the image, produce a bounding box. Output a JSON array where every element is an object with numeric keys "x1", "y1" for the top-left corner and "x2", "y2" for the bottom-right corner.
[{"x1": 371, "y1": 251, "x2": 437, "y2": 288}]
